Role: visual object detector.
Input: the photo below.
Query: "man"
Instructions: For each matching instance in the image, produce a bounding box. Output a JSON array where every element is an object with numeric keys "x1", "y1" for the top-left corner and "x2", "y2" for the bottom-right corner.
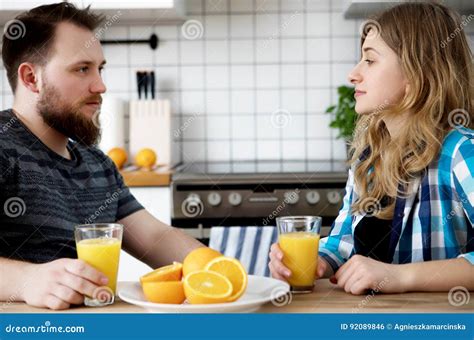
[{"x1": 0, "y1": 3, "x2": 203, "y2": 310}]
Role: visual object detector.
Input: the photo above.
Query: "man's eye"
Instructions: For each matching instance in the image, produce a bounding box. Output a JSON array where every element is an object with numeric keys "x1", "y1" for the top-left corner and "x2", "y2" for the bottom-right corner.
[{"x1": 78, "y1": 67, "x2": 88, "y2": 73}]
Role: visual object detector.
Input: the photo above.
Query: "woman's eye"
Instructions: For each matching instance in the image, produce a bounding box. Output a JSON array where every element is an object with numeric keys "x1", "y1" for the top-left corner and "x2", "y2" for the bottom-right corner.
[{"x1": 364, "y1": 59, "x2": 374, "y2": 65}]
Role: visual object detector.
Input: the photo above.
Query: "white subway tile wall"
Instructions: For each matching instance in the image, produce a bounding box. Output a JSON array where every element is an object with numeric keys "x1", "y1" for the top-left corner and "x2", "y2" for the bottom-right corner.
[{"x1": 1, "y1": 0, "x2": 473, "y2": 164}]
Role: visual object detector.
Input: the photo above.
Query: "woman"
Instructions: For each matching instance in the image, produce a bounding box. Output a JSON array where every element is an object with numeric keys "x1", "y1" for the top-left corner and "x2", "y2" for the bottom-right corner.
[{"x1": 269, "y1": 2, "x2": 473, "y2": 294}]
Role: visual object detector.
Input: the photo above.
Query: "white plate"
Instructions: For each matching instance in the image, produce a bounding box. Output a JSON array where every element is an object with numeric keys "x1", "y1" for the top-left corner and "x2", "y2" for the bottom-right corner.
[{"x1": 118, "y1": 275, "x2": 290, "y2": 313}]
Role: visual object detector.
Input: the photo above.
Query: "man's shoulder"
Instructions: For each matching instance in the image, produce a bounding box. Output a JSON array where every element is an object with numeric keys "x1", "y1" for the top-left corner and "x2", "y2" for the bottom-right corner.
[{"x1": 73, "y1": 142, "x2": 115, "y2": 169}]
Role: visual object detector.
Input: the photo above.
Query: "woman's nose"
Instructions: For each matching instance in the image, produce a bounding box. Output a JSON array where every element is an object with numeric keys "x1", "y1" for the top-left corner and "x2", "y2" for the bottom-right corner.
[{"x1": 348, "y1": 65, "x2": 362, "y2": 85}]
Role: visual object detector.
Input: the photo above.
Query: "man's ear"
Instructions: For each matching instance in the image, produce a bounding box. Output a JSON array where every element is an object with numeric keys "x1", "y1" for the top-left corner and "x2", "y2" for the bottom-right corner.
[{"x1": 17, "y1": 62, "x2": 40, "y2": 93}]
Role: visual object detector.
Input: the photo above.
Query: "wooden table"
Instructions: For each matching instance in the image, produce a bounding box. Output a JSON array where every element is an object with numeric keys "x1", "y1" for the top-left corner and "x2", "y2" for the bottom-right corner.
[{"x1": 4, "y1": 280, "x2": 472, "y2": 313}]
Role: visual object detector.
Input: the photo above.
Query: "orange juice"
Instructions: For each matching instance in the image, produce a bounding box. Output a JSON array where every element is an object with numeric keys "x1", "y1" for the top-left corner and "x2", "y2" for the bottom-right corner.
[
  {"x1": 76, "y1": 237, "x2": 121, "y2": 292},
  {"x1": 279, "y1": 232, "x2": 320, "y2": 289}
]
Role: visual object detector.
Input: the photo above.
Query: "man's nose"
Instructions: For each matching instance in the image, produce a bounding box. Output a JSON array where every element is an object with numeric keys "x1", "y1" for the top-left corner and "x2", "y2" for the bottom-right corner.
[{"x1": 90, "y1": 75, "x2": 106, "y2": 94}]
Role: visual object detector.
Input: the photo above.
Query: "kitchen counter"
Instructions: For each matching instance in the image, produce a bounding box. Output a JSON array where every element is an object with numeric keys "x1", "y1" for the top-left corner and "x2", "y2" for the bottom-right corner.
[
  {"x1": 4, "y1": 279, "x2": 471, "y2": 313},
  {"x1": 120, "y1": 166, "x2": 172, "y2": 187}
]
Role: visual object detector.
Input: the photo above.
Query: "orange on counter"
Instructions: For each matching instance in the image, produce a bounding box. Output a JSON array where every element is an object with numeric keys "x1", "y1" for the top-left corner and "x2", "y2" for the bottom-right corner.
[
  {"x1": 182, "y1": 247, "x2": 222, "y2": 277},
  {"x1": 183, "y1": 270, "x2": 232, "y2": 304},
  {"x1": 142, "y1": 281, "x2": 185, "y2": 304},
  {"x1": 135, "y1": 148, "x2": 157, "y2": 170},
  {"x1": 107, "y1": 147, "x2": 127, "y2": 169},
  {"x1": 139, "y1": 262, "x2": 182, "y2": 284},
  {"x1": 205, "y1": 256, "x2": 247, "y2": 302}
]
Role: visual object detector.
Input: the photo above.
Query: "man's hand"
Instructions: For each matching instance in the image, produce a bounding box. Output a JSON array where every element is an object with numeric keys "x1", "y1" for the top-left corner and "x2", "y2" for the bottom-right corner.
[
  {"x1": 332, "y1": 255, "x2": 406, "y2": 295},
  {"x1": 20, "y1": 258, "x2": 109, "y2": 310}
]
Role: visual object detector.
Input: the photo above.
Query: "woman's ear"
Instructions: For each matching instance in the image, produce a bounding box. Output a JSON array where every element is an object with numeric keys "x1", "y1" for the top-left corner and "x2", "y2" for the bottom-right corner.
[{"x1": 17, "y1": 62, "x2": 40, "y2": 93}]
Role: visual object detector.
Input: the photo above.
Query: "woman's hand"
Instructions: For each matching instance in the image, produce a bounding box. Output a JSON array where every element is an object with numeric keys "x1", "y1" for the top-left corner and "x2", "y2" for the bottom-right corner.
[
  {"x1": 268, "y1": 242, "x2": 330, "y2": 281},
  {"x1": 332, "y1": 255, "x2": 407, "y2": 295}
]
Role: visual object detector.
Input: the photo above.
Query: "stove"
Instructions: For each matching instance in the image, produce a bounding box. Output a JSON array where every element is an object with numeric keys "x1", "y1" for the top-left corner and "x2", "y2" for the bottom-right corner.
[{"x1": 171, "y1": 160, "x2": 348, "y2": 244}]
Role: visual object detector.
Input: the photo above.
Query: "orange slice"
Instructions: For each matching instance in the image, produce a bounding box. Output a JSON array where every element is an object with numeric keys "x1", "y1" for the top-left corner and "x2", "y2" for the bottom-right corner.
[
  {"x1": 183, "y1": 270, "x2": 232, "y2": 304},
  {"x1": 139, "y1": 262, "x2": 182, "y2": 284},
  {"x1": 204, "y1": 256, "x2": 248, "y2": 302},
  {"x1": 141, "y1": 281, "x2": 185, "y2": 304}
]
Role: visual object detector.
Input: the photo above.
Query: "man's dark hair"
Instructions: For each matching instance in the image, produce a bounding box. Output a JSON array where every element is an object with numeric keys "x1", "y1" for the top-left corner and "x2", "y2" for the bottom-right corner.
[{"x1": 2, "y1": 2, "x2": 104, "y2": 93}]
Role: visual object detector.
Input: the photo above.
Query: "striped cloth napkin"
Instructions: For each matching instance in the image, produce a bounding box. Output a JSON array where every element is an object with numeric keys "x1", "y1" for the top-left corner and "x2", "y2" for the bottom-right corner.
[{"x1": 209, "y1": 226, "x2": 278, "y2": 277}]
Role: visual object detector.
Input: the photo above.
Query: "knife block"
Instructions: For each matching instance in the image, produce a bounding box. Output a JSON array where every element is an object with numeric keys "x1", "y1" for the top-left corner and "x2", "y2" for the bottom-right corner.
[{"x1": 129, "y1": 99, "x2": 179, "y2": 167}]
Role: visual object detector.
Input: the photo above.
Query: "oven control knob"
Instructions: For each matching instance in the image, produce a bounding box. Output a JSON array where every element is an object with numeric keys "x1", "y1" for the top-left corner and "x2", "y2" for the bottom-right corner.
[
  {"x1": 181, "y1": 194, "x2": 204, "y2": 217},
  {"x1": 228, "y1": 192, "x2": 242, "y2": 206},
  {"x1": 284, "y1": 191, "x2": 299, "y2": 205},
  {"x1": 327, "y1": 191, "x2": 342, "y2": 204},
  {"x1": 305, "y1": 191, "x2": 320, "y2": 205},
  {"x1": 207, "y1": 192, "x2": 222, "y2": 206}
]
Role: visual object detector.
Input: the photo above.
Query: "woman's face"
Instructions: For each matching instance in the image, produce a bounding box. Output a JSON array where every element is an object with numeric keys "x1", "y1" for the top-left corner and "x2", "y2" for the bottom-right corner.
[{"x1": 348, "y1": 30, "x2": 408, "y2": 115}]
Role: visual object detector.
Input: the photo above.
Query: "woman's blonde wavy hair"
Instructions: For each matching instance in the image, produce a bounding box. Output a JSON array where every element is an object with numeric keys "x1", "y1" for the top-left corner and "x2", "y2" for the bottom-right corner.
[{"x1": 350, "y1": 1, "x2": 474, "y2": 220}]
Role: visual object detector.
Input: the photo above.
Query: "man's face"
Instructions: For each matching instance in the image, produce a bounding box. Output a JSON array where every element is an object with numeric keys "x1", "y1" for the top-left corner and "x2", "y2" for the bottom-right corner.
[{"x1": 37, "y1": 21, "x2": 106, "y2": 146}]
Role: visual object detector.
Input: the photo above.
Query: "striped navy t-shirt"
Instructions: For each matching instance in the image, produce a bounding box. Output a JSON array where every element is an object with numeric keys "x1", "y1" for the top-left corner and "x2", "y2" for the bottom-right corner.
[{"x1": 0, "y1": 109, "x2": 144, "y2": 263}]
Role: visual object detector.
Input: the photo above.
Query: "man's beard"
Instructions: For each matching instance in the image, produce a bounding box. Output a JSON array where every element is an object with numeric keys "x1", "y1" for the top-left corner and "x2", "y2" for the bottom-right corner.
[{"x1": 37, "y1": 82, "x2": 102, "y2": 147}]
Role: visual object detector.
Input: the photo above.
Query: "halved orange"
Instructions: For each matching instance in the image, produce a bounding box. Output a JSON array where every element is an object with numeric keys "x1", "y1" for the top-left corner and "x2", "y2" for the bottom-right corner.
[
  {"x1": 182, "y1": 247, "x2": 222, "y2": 277},
  {"x1": 139, "y1": 262, "x2": 182, "y2": 284},
  {"x1": 204, "y1": 256, "x2": 248, "y2": 302},
  {"x1": 142, "y1": 281, "x2": 185, "y2": 304},
  {"x1": 183, "y1": 270, "x2": 232, "y2": 304}
]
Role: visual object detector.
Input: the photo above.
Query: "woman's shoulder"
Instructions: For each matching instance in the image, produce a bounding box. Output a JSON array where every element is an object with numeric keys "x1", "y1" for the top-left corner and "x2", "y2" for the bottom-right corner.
[
  {"x1": 440, "y1": 126, "x2": 473, "y2": 158},
  {"x1": 438, "y1": 126, "x2": 473, "y2": 175}
]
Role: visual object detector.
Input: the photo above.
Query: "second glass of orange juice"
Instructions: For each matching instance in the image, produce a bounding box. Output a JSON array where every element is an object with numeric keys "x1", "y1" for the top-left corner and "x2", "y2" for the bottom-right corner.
[
  {"x1": 75, "y1": 223, "x2": 123, "y2": 306},
  {"x1": 276, "y1": 216, "x2": 321, "y2": 293}
]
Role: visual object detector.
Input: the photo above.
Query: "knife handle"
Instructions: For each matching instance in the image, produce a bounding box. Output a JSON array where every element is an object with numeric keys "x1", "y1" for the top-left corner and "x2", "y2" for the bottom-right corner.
[
  {"x1": 150, "y1": 71, "x2": 155, "y2": 99},
  {"x1": 143, "y1": 72, "x2": 149, "y2": 100},
  {"x1": 136, "y1": 71, "x2": 143, "y2": 99}
]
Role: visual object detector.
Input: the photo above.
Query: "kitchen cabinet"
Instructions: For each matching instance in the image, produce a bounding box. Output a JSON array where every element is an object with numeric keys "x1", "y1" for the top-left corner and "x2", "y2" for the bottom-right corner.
[
  {"x1": 344, "y1": 0, "x2": 474, "y2": 18},
  {"x1": 0, "y1": 0, "x2": 187, "y2": 25},
  {"x1": 118, "y1": 187, "x2": 171, "y2": 282},
  {"x1": 70, "y1": 0, "x2": 186, "y2": 24}
]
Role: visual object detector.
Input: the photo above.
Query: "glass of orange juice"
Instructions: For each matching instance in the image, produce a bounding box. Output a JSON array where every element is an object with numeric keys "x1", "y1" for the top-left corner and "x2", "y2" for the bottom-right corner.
[
  {"x1": 75, "y1": 223, "x2": 123, "y2": 307},
  {"x1": 276, "y1": 216, "x2": 321, "y2": 293}
]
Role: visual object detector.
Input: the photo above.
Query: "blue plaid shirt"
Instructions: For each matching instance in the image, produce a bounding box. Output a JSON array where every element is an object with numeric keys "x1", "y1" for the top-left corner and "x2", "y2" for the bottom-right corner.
[{"x1": 319, "y1": 126, "x2": 474, "y2": 272}]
